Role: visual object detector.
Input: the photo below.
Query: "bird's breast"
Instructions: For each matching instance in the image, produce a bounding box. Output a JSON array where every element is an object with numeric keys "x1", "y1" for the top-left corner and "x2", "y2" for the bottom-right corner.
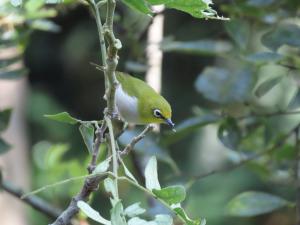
[{"x1": 115, "y1": 85, "x2": 140, "y2": 123}]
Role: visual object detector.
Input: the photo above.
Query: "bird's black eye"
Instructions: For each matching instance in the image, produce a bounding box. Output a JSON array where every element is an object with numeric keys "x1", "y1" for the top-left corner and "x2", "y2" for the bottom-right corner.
[{"x1": 153, "y1": 109, "x2": 162, "y2": 118}]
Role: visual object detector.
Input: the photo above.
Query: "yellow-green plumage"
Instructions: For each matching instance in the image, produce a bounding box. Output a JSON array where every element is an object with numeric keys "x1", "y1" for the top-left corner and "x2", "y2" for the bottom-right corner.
[{"x1": 115, "y1": 72, "x2": 173, "y2": 126}]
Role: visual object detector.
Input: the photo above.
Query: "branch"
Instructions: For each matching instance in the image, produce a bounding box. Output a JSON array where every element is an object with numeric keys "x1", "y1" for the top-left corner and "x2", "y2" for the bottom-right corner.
[
  {"x1": 0, "y1": 179, "x2": 61, "y2": 220},
  {"x1": 50, "y1": 1, "x2": 120, "y2": 224},
  {"x1": 50, "y1": 122, "x2": 107, "y2": 225},
  {"x1": 104, "y1": 0, "x2": 121, "y2": 116},
  {"x1": 236, "y1": 110, "x2": 300, "y2": 120},
  {"x1": 120, "y1": 125, "x2": 155, "y2": 155}
]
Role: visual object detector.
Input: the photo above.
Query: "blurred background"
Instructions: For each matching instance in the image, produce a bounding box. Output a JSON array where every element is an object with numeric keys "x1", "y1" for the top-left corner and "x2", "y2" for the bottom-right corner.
[{"x1": 0, "y1": 0, "x2": 300, "y2": 224}]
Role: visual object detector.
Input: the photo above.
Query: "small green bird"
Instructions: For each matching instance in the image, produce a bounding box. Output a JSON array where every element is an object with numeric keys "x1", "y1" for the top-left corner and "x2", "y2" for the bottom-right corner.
[{"x1": 115, "y1": 72, "x2": 175, "y2": 129}]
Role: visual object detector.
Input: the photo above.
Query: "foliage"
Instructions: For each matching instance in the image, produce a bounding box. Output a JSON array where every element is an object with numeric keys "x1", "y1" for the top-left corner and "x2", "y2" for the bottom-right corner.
[{"x1": 1, "y1": 0, "x2": 300, "y2": 224}]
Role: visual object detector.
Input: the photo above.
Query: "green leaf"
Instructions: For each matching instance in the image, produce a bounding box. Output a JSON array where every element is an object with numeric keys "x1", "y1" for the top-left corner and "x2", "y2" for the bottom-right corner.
[
  {"x1": 0, "y1": 138, "x2": 11, "y2": 155},
  {"x1": 226, "y1": 191, "x2": 291, "y2": 217},
  {"x1": 25, "y1": 0, "x2": 44, "y2": 12},
  {"x1": 111, "y1": 201, "x2": 127, "y2": 225},
  {"x1": 120, "y1": 159, "x2": 138, "y2": 183},
  {"x1": 77, "y1": 200, "x2": 111, "y2": 225},
  {"x1": 153, "y1": 185, "x2": 186, "y2": 205},
  {"x1": 161, "y1": 40, "x2": 232, "y2": 55},
  {"x1": 154, "y1": 214, "x2": 173, "y2": 225},
  {"x1": 0, "y1": 68, "x2": 26, "y2": 79},
  {"x1": 173, "y1": 207, "x2": 204, "y2": 225},
  {"x1": 195, "y1": 67, "x2": 254, "y2": 104},
  {"x1": 225, "y1": 19, "x2": 250, "y2": 49},
  {"x1": 217, "y1": 118, "x2": 241, "y2": 150},
  {"x1": 255, "y1": 76, "x2": 283, "y2": 98},
  {"x1": 0, "y1": 108, "x2": 12, "y2": 132},
  {"x1": 122, "y1": 0, "x2": 152, "y2": 15},
  {"x1": 79, "y1": 123, "x2": 95, "y2": 154},
  {"x1": 261, "y1": 24, "x2": 300, "y2": 51},
  {"x1": 163, "y1": 114, "x2": 220, "y2": 145},
  {"x1": 128, "y1": 217, "x2": 150, "y2": 225},
  {"x1": 30, "y1": 19, "x2": 61, "y2": 32},
  {"x1": 124, "y1": 202, "x2": 146, "y2": 218},
  {"x1": 104, "y1": 178, "x2": 118, "y2": 200},
  {"x1": 93, "y1": 157, "x2": 111, "y2": 174},
  {"x1": 144, "y1": 156, "x2": 161, "y2": 191},
  {"x1": 148, "y1": 0, "x2": 222, "y2": 19},
  {"x1": 245, "y1": 52, "x2": 284, "y2": 64},
  {"x1": 0, "y1": 56, "x2": 22, "y2": 68},
  {"x1": 44, "y1": 112, "x2": 79, "y2": 125},
  {"x1": 46, "y1": 144, "x2": 70, "y2": 168}
]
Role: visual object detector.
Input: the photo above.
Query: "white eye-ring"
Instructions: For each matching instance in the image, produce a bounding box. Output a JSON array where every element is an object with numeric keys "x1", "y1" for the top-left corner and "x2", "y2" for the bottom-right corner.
[{"x1": 153, "y1": 109, "x2": 162, "y2": 118}]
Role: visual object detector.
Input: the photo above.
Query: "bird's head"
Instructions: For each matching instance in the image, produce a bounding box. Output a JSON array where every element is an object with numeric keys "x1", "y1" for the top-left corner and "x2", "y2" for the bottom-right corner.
[{"x1": 138, "y1": 95, "x2": 175, "y2": 129}]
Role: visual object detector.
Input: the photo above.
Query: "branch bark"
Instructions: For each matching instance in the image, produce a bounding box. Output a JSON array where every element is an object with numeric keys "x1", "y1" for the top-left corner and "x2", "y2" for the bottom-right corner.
[
  {"x1": 50, "y1": 0, "x2": 120, "y2": 224},
  {"x1": 0, "y1": 179, "x2": 61, "y2": 220}
]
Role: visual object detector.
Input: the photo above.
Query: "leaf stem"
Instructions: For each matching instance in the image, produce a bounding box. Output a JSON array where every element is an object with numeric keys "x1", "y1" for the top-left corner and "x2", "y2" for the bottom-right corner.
[{"x1": 105, "y1": 116, "x2": 119, "y2": 200}]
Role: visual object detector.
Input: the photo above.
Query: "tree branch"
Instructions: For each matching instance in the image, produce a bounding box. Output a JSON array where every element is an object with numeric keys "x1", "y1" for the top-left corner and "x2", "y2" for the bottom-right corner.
[
  {"x1": 0, "y1": 179, "x2": 62, "y2": 220},
  {"x1": 120, "y1": 125, "x2": 155, "y2": 156},
  {"x1": 50, "y1": 0, "x2": 121, "y2": 223},
  {"x1": 50, "y1": 121, "x2": 107, "y2": 225}
]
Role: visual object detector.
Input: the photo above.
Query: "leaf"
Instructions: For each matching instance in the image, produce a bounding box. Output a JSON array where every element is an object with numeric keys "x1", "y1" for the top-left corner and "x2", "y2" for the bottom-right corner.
[
  {"x1": 25, "y1": 0, "x2": 44, "y2": 12},
  {"x1": 122, "y1": 0, "x2": 152, "y2": 15},
  {"x1": 120, "y1": 159, "x2": 138, "y2": 183},
  {"x1": 0, "y1": 138, "x2": 11, "y2": 155},
  {"x1": 77, "y1": 200, "x2": 111, "y2": 225},
  {"x1": 154, "y1": 214, "x2": 173, "y2": 225},
  {"x1": 153, "y1": 185, "x2": 186, "y2": 205},
  {"x1": 111, "y1": 201, "x2": 127, "y2": 225},
  {"x1": 93, "y1": 157, "x2": 111, "y2": 174},
  {"x1": 30, "y1": 19, "x2": 61, "y2": 32},
  {"x1": 0, "y1": 108, "x2": 12, "y2": 132},
  {"x1": 46, "y1": 144, "x2": 70, "y2": 168},
  {"x1": 195, "y1": 67, "x2": 254, "y2": 104},
  {"x1": 44, "y1": 112, "x2": 79, "y2": 125},
  {"x1": 217, "y1": 118, "x2": 241, "y2": 150},
  {"x1": 128, "y1": 217, "x2": 150, "y2": 225},
  {"x1": 226, "y1": 191, "x2": 291, "y2": 217},
  {"x1": 163, "y1": 114, "x2": 220, "y2": 145},
  {"x1": 148, "y1": 0, "x2": 222, "y2": 19},
  {"x1": 173, "y1": 207, "x2": 203, "y2": 225},
  {"x1": 124, "y1": 202, "x2": 146, "y2": 218},
  {"x1": 255, "y1": 76, "x2": 283, "y2": 98},
  {"x1": 104, "y1": 178, "x2": 118, "y2": 200},
  {"x1": 245, "y1": 52, "x2": 284, "y2": 64},
  {"x1": 144, "y1": 156, "x2": 161, "y2": 191},
  {"x1": 0, "y1": 68, "x2": 26, "y2": 79},
  {"x1": 261, "y1": 24, "x2": 300, "y2": 51},
  {"x1": 225, "y1": 19, "x2": 250, "y2": 49},
  {"x1": 161, "y1": 40, "x2": 232, "y2": 55},
  {"x1": 79, "y1": 123, "x2": 95, "y2": 154}
]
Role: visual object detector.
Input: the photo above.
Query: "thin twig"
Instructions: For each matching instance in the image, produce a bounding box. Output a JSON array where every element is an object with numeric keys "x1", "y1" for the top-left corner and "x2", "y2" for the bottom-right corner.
[
  {"x1": 120, "y1": 125, "x2": 155, "y2": 155},
  {"x1": 0, "y1": 179, "x2": 62, "y2": 220},
  {"x1": 236, "y1": 110, "x2": 300, "y2": 121},
  {"x1": 88, "y1": 121, "x2": 107, "y2": 173},
  {"x1": 50, "y1": 109, "x2": 107, "y2": 225}
]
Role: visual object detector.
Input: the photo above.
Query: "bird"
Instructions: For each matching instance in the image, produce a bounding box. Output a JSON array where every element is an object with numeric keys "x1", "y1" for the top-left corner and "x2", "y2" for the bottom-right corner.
[{"x1": 115, "y1": 72, "x2": 175, "y2": 130}]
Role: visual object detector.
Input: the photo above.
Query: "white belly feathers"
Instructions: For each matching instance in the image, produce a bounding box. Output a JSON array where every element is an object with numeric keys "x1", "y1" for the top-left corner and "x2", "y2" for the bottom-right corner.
[{"x1": 115, "y1": 84, "x2": 140, "y2": 123}]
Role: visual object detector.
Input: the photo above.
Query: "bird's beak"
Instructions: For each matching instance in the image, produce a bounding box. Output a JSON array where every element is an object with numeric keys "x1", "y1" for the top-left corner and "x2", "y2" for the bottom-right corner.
[{"x1": 165, "y1": 118, "x2": 176, "y2": 132}]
